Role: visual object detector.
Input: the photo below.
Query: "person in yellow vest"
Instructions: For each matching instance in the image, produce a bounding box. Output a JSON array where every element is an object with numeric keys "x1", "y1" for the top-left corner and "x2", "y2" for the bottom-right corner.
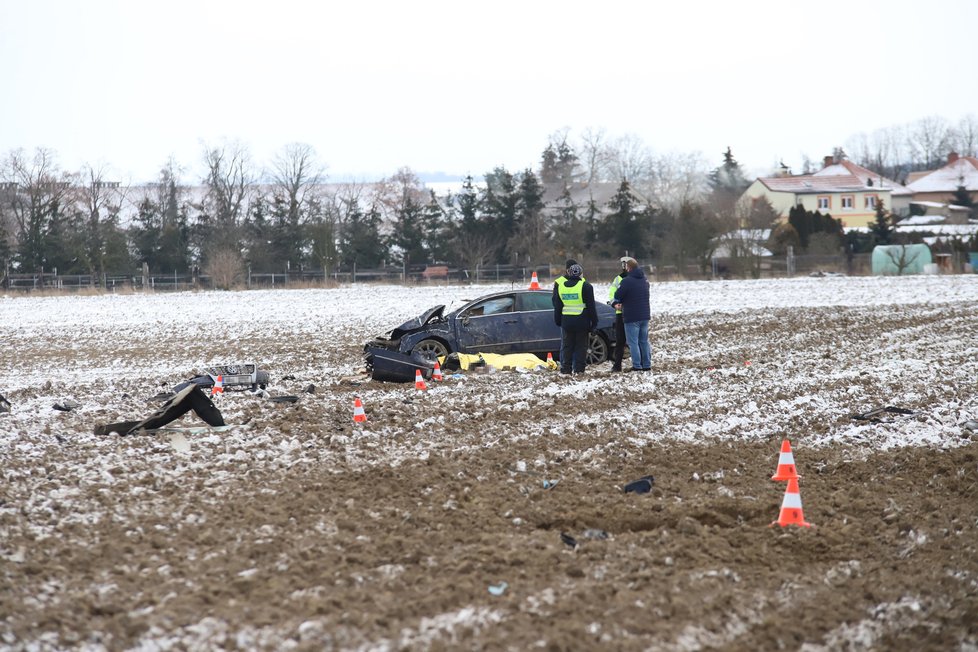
[
  {"x1": 608, "y1": 257, "x2": 629, "y2": 372},
  {"x1": 552, "y1": 259, "x2": 598, "y2": 374}
]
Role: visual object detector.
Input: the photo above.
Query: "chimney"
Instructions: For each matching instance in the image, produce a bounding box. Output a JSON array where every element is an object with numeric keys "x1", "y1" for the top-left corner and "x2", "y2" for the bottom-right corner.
[
  {"x1": 823, "y1": 155, "x2": 834, "y2": 168},
  {"x1": 948, "y1": 152, "x2": 960, "y2": 164}
]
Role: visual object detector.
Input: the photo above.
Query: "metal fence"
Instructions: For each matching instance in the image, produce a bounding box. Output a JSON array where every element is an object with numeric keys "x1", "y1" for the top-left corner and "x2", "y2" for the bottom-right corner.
[{"x1": 2, "y1": 253, "x2": 974, "y2": 293}]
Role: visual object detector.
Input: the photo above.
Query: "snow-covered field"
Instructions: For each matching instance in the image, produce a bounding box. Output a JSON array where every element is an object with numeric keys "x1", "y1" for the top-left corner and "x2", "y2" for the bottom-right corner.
[{"x1": 2, "y1": 274, "x2": 978, "y2": 650}]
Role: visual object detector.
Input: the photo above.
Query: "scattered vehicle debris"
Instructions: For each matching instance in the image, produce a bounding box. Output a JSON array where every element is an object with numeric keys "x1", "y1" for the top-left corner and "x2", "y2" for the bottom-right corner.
[
  {"x1": 364, "y1": 346, "x2": 435, "y2": 383},
  {"x1": 850, "y1": 406, "x2": 915, "y2": 422},
  {"x1": 559, "y1": 532, "x2": 578, "y2": 549},
  {"x1": 53, "y1": 400, "x2": 81, "y2": 412},
  {"x1": 623, "y1": 475, "x2": 655, "y2": 494},
  {"x1": 269, "y1": 395, "x2": 299, "y2": 404},
  {"x1": 487, "y1": 582, "x2": 508, "y2": 596},
  {"x1": 365, "y1": 289, "x2": 619, "y2": 365},
  {"x1": 94, "y1": 385, "x2": 225, "y2": 436},
  {"x1": 173, "y1": 363, "x2": 270, "y2": 393},
  {"x1": 0, "y1": 393, "x2": 10, "y2": 413},
  {"x1": 582, "y1": 528, "x2": 610, "y2": 540}
]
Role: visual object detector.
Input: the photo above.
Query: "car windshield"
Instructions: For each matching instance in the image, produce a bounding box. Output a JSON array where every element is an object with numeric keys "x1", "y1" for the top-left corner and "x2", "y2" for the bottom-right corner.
[{"x1": 463, "y1": 296, "x2": 515, "y2": 317}]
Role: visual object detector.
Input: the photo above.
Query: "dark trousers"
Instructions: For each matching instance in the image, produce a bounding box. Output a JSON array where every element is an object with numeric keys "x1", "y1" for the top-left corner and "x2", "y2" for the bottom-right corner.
[
  {"x1": 612, "y1": 313, "x2": 625, "y2": 368},
  {"x1": 560, "y1": 327, "x2": 589, "y2": 373}
]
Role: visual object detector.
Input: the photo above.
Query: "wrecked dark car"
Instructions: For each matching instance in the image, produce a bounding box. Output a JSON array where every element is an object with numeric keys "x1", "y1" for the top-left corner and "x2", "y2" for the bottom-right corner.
[{"x1": 365, "y1": 289, "x2": 619, "y2": 365}]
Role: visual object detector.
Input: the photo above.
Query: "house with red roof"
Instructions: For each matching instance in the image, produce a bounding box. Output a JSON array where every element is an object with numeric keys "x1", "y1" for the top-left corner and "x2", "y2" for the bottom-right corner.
[
  {"x1": 740, "y1": 156, "x2": 910, "y2": 228},
  {"x1": 906, "y1": 152, "x2": 978, "y2": 220}
]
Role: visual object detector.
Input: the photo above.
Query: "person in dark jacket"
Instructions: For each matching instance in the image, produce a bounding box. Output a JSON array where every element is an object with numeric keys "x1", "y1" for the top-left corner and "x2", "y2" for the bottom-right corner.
[
  {"x1": 607, "y1": 257, "x2": 629, "y2": 372},
  {"x1": 552, "y1": 259, "x2": 598, "y2": 374},
  {"x1": 613, "y1": 257, "x2": 651, "y2": 371}
]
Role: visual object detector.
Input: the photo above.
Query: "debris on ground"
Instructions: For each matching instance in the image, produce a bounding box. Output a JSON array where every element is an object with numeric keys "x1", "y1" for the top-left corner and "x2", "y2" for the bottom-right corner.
[
  {"x1": 487, "y1": 582, "x2": 508, "y2": 596},
  {"x1": 850, "y1": 405, "x2": 915, "y2": 423},
  {"x1": 95, "y1": 385, "x2": 225, "y2": 436},
  {"x1": 623, "y1": 475, "x2": 655, "y2": 494},
  {"x1": 173, "y1": 363, "x2": 270, "y2": 393}
]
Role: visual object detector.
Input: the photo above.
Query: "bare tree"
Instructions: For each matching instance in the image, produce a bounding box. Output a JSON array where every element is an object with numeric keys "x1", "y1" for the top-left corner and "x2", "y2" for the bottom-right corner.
[
  {"x1": 950, "y1": 114, "x2": 978, "y2": 157},
  {"x1": 204, "y1": 246, "x2": 245, "y2": 290},
  {"x1": 603, "y1": 133, "x2": 655, "y2": 184},
  {"x1": 576, "y1": 127, "x2": 609, "y2": 186},
  {"x1": 884, "y1": 244, "x2": 922, "y2": 275},
  {"x1": 0, "y1": 148, "x2": 76, "y2": 272},
  {"x1": 267, "y1": 143, "x2": 327, "y2": 270},
  {"x1": 269, "y1": 142, "x2": 326, "y2": 226},
  {"x1": 201, "y1": 140, "x2": 253, "y2": 252},
  {"x1": 77, "y1": 164, "x2": 127, "y2": 284},
  {"x1": 640, "y1": 151, "x2": 709, "y2": 210},
  {"x1": 906, "y1": 116, "x2": 952, "y2": 170},
  {"x1": 847, "y1": 126, "x2": 904, "y2": 179}
]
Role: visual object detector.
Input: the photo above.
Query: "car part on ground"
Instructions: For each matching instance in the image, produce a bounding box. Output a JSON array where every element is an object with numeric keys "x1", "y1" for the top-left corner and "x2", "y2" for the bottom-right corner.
[
  {"x1": 95, "y1": 385, "x2": 225, "y2": 436},
  {"x1": 173, "y1": 363, "x2": 270, "y2": 393},
  {"x1": 364, "y1": 346, "x2": 436, "y2": 383}
]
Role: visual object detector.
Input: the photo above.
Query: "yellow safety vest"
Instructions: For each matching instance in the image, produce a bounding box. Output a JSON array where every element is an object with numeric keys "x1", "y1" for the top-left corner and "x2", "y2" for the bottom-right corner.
[
  {"x1": 556, "y1": 277, "x2": 585, "y2": 316},
  {"x1": 609, "y1": 275, "x2": 623, "y2": 315}
]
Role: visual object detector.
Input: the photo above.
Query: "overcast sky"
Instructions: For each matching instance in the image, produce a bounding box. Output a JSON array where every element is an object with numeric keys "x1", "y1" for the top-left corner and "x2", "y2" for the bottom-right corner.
[{"x1": 2, "y1": 0, "x2": 976, "y2": 184}]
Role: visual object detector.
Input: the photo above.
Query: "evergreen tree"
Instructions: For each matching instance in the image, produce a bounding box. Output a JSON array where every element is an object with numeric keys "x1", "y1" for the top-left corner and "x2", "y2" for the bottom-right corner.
[
  {"x1": 867, "y1": 198, "x2": 895, "y2": 245},
  {"x1": 707, "y1": 147, "x2": 750, "y2": 198},
  {"x1": 708, "y1": 147, "x2": 751, "y2": 223},
  {"x1": 243, "y1": 195, "x2": 280, "y2": 272},
  {"x1": 787, "y1": 205, "x2": 812, "y2": 249},
  {"x1": 309, "y1": 213, "x2": 338, "y2": 275},
  {"x1": 556, "y1": 141, "x2": 579, "y2": 183},
  {"x1": 388, "y1": 193, "x2": 427, "y2": 268},
  {"x1": 508, "y1": 169, "x2": 548, "y2": 265},
  {"x1": 420, "y1": 191, "x2": 450, "y2": 262},
  {"x1": 482, "y1": 167, "x2": 518, "y2": 262},
  {"x1": 788, "y1": 205, "x2": 844, "y2": 250},
  {"x1": 603, "y1": 180, "x2": 651, "y2": 258},
  {"x1": 41, "y1": 198, "x2": 84, "y2": 274},
  {"x1": 550, "y1": 187, "x2": 586, "y2": 259},
  {"x1": 449, "y1": 176, "x2": 496, "y2": 272},
  {"x1": 540, "y1": 145, "x2": 560, "y2": 184},
  {"x1": 339, "y1": 204, "x2": 384, "y2": 268},
  {"x1": 949, "y1": 184, "x2": 974, "y2": 208}
]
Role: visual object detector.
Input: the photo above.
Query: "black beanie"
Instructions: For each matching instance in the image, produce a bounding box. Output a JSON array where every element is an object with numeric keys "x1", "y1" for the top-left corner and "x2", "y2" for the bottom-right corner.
[{"x1": 565, "y1": 259, "x2": 578, "y2": 269}]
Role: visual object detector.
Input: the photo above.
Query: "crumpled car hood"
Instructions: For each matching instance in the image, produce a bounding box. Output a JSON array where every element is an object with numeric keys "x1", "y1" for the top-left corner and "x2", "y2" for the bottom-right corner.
[{"x1": 392, "y1": 305, "x2": 445, "y2": 336}]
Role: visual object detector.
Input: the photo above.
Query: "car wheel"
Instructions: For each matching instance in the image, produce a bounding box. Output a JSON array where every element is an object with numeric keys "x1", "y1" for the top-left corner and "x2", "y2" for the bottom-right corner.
[
  {"x1": 412, "y1": 339, "x2": 449, "y2": 361},
  {"x1": 587, "y1": 333, "x2": 609, "y2": 365}
]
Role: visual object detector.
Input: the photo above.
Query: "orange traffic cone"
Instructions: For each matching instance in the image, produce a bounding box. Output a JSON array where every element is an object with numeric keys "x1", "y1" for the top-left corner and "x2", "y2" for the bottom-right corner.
[
  {"x1": 432, "y1": 361, "x2": 443, "y2": 381},
  {"x1": 529, "y1": 271, "x2": 541, "y2": 290},
  {"x1": 546, "y1": 352, "x2": 554, "y2": 363},
  {"x1": 415, "y1": 369, "x2": 427, "y2": 391},
  {"x1": 770, "y1": 477, "x2": 812, "y2": 528},
  {"x1": 352, "y1": 397, "x2": 367, "y2": 423},
  {"x1": 211, "y1": 375, "x2": 224, "y2": 396},
  {"x1": 771, "y1": 439, "x2": 800, "y2": 481}
]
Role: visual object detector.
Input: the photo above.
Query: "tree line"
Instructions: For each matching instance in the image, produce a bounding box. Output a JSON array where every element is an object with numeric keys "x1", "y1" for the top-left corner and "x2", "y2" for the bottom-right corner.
[{"x1": 1, "y1": 115, "x2": 975, "y2": 286}]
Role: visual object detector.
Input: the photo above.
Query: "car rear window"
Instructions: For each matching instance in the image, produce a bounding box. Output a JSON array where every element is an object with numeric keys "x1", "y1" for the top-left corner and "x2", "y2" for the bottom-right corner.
[{"x1": 520, "y1": 292, "x2": 553, "y2": 312}]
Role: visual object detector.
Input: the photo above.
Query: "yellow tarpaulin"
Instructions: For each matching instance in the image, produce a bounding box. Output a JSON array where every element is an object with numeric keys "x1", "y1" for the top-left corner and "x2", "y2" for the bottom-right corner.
[{"x1": 447, "y1": 352, "x2": 557, "y2": 371}]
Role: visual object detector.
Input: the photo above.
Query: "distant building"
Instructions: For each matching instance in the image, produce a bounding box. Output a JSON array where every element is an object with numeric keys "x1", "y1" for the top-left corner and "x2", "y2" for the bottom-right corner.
[
  {"x1": 906, "y1": 152, "x2": 978, "y2": 215},
  {"x1": 740, "y1": 156, "x2": 910, "y2": 228}
]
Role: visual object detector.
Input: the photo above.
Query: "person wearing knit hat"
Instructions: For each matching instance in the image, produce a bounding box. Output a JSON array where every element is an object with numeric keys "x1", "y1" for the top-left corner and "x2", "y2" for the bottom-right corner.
[{"x1": 552, "y1": 259, "x2": 598, "y2": 374}]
